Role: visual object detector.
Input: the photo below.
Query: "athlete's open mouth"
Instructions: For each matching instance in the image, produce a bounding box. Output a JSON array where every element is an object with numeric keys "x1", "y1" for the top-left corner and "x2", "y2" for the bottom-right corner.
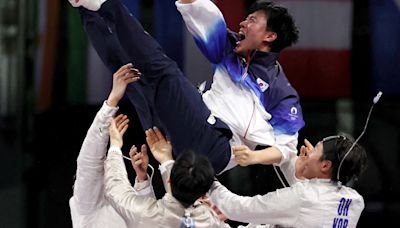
[{"x1": 238, "y1": 32, "x2": 245, "y2": 41}]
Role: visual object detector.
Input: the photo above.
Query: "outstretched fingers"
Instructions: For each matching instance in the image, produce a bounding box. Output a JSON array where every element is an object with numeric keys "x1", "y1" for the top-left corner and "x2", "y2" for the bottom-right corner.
[
  {"x1": 303, "y1": 138, "x2": 314, "y2": 154},
  {"x1": 300, "y1": 145, "x2": 307, "y2": 157},
  {"x1": 115, "y1": 63, "x2": 141, "y2": 84},
  {"x1": 121, "y1": 68, "x2": 141, "y2": 83},
  {"x1": 145, "y1": 128, "x2": 157, "y2": 146},
  {"x1": 153, "y1": 127, "x2": 166, "y2": 143},
  {"x1": 113, "y1": 114, "x2": 125, "y2": 123},
  {"x1": 129, "y1": 146, "x2": 140, "y2": 163},
  {"x1": 129, "y1": 145, "x2": 138, "y2": 158},
  {"x1": 115, "y1": 63, "x2": 133, "y2": 76},
  {"x1": 113, "y1": 114, "x2": 129, "y2": 136},
  {"x1": 119, "y1": 118, "x2": 129, "y2": 131},
  {"x1": 140, "y1": 144, "x2": 147, "y2": 158}
]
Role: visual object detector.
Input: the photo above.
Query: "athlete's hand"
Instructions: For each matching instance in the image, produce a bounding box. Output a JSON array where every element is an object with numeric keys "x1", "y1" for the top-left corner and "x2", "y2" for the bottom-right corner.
[
  {"x1": 233, "y1": 145, "x2": 255, "y2": 166},
  {"x1": 107, "y1": 63, "x2": 141, "y2": 107},
  {"x1": 129, "y1": 144, "x2": 149, "y2": 182},
  {"x1": 145, "y1": 127, "x2": 173, "y2": 164},
  {"x1": 199, "y1": 196, "x2": 227, "y2": 222},
  {"x1": 296, "y1": 138, "x2": 313, "y2": 179},
  {"x1": 109, "y1": 114, "x2": 129, "y2": 148},
  {"x1": 300, "y1": 138, "x2": 313, "y2": 158}
]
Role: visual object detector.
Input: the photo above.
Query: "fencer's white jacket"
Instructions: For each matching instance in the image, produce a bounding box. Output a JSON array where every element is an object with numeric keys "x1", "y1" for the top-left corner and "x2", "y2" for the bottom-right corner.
[
  {"x1": 104, "y1": 146, "x2": 230, "y2": 228},
  {"x1": 69, "y1": 101, "x2": 154, "y2": 228},
  {"x1": 176, "y1": 0, "x2": 298, "y2": 171},
  {"x1": 208, "y1": 155, "x2": 365, "y2": 228}
]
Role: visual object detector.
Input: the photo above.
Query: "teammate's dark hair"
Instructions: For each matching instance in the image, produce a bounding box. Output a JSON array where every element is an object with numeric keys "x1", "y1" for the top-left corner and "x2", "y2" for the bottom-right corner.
[
  {"x1": 322, "y1": 136, "x2": 368, "y2": 185},
  {"x1": 170, "y1": 151, "x2": 215, "y2": 208},
  {"x1": 249, "y1": 0, "x2": 299, "y2": 52}
]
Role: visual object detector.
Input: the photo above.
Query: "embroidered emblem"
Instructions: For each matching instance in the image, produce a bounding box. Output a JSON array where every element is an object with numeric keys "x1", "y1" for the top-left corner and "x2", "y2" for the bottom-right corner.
[{"x1": 289, "y1": 106, "x2": 298, "y2": 121}]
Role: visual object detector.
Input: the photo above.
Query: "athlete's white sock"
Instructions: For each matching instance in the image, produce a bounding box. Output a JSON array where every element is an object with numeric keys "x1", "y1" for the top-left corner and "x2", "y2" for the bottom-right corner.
[{"x1": 68, "y1": 0, "x2": 107, "y2": 11}]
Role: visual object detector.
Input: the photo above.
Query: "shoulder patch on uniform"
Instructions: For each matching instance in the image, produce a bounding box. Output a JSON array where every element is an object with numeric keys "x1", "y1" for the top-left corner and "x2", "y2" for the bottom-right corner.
[{"x1": 289, "y1": 106, "x2": 299, "y2": 121}]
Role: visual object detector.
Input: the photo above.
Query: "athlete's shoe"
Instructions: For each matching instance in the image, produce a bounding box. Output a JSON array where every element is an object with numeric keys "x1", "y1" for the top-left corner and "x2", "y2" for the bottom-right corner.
[{"x1": 68, "y1": 0, "x2": 105, "y2": 11}]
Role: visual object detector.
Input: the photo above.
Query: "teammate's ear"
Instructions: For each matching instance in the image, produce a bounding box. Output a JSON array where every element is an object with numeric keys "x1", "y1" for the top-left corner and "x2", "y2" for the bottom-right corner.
[
  {"x1": 321, "y1": 160, "x2": 332, "y2": 173},
  {"x1": 264, "y1": 31, "x2": 277, "y2": 43}
]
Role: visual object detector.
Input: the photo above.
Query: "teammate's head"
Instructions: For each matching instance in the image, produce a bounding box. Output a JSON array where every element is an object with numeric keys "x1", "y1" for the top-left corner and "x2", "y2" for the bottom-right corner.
[
  {"x1": 235, "y1": 0, "x2": 299, "y2": 55},
  {"x1": 322, "y1": 136, "x2": 367, "y2": 184},
  {"x1": 302, "y1": 136, "x2": 367, "y2": 185},
  {"x1": 170, "y1": 151, "x2": 215, "y2": 208}
]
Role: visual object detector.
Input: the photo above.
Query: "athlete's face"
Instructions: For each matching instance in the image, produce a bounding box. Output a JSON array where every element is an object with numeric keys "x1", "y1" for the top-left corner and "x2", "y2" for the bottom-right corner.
[
  {"x1": 302, "y1": 142, "x2": 325, "y2": 179},
  {"x1": 235, "y1": 10, "x2": 276, "y2": 56}
]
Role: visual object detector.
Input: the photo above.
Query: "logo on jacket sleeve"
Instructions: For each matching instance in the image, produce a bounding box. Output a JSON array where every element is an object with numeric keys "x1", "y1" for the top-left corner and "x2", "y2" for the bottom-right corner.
[
  {"x1": 289, "y1": 106, "x2": 298, "y2": 121},
  {"x1": 256, "y1": 78, "x2": 269, "y2": 92}
]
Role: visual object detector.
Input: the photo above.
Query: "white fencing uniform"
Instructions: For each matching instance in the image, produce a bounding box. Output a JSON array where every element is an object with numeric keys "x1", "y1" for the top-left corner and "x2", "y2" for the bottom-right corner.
[
  {"x1": 209, "y1": 174, "x2": 364, "y2": 227},
  {"x1": 69, "y1": 101, "x2": 153, "y2": 228},
  {"x1": 104, "y1": 146, "x2": 231, "y2": 228}
]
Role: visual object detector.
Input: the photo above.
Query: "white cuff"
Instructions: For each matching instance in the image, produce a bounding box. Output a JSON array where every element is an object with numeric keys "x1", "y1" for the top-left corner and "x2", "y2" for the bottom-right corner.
[
  {"x1": 134, "y1": 177, "x2": 153, "y2": 196},
  {"x1": 101, "y1": 101, "x2": 119, "y2": 117},
  {"x1": 108, "y1": 145, "x2": 122, "y2": 154},
  {"x1": 158, "y1": 160, "x2": 175, "y2": 175},
  {"x1": 96, "y1": 101, "x2": 119, "y2": 138}
]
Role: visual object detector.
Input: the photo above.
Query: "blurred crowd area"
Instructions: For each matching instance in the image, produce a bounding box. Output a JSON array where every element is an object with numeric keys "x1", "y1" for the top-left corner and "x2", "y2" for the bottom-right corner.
[{"x1": 0, "y1": 0, "x2": 399, "y2": 227}]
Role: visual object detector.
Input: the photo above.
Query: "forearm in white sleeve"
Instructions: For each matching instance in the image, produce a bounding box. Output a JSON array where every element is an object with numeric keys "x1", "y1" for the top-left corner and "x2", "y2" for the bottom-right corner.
[
  {"x1": 72, "y1": 101, "x2": 118, "y2": 215},
  {"x1": 104, "y1": 146, "x2": 157, "y2": 221},
  {"x1": 133, "y1": 175, "x2": 156, "y2": 198},
  {"x1": 278, "y1": 153, "x2": 299, "y2": 186},
  {"x1": 273, "y1": 133, "x2": 300, "y2": 186},
  {"x1": 77, "y1": 101, "x2": 118, "y2": 164},
  {"x1": 209, "y1": 181, "x2": 300, "y2": 226},
  {"x1": 273, "y1": 132, "x2": 298, "y2": 166},
  {"x1": 176, "y1": 0, "x2": 227, "y2": 63},
  {"x1": 158, "y1": 160, "x2": 175, "y2": 193}
]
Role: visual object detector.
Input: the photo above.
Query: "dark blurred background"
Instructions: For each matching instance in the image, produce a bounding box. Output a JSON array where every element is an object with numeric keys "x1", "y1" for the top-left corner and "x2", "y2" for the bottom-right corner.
[{"x1": 0, "y1": 0, "x2": 399, "y2": 227}]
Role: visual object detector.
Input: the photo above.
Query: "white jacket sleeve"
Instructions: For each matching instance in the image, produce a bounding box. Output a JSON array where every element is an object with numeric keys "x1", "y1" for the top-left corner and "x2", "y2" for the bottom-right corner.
[
  {"x1": 209, "y1": 181, "x2": 301, "y2": 226},
  {"x1": 273, "y1": 132, "x2": 298, "y2": 167},
  {"x1": 274, "y1": 133, "x2": 299, "y2": 166},
  {"x1": 176, "y1": 0, "x2": 228, "y2": 63},
  {"x1": 277, "y1": 153, "x2": 300, "y2": 186},
  {"x1": 273, "y1": 133, "x2": 303, "y2": 186},
  {"x1": 158, "y1": 160, "x2": 175, "y2": 193},
  {"x1": 71, "y1": 101, "x2": 118, "y2": 215},
  {"x1": 104, "y1": 146, "x2": 158, "y2": 221}
]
